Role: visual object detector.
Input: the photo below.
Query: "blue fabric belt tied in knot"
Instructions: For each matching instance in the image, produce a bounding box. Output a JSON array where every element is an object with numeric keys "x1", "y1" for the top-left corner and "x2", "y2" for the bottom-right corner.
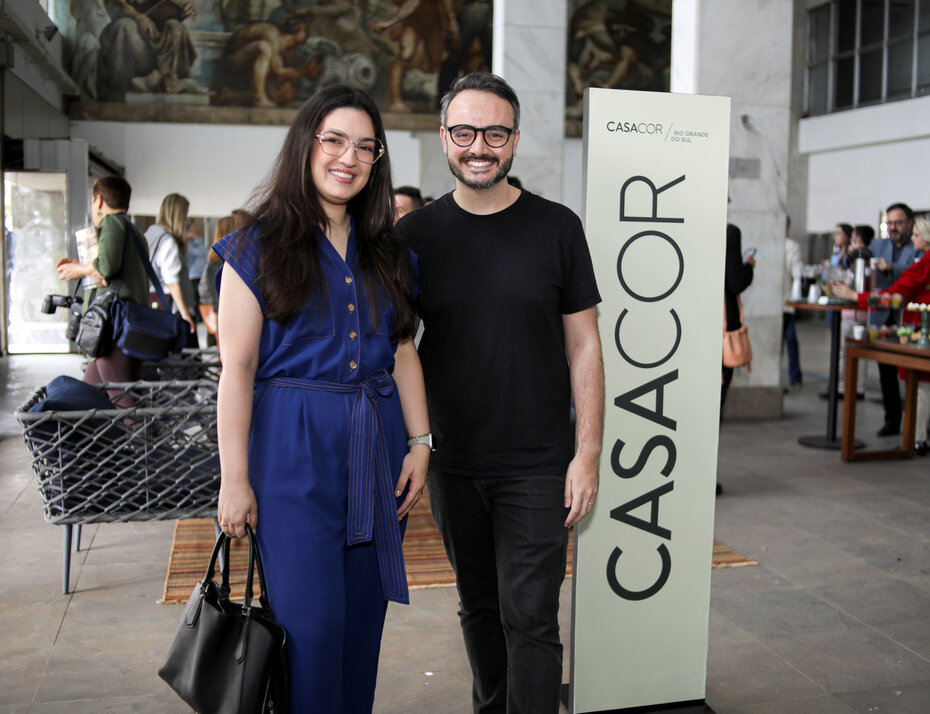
[{"x1": 258, "y1": 370, "x2": 409, "y2": 604}]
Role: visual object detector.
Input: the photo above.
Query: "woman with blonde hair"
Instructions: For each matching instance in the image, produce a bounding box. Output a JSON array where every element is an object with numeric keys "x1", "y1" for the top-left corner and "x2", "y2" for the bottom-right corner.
[{"x1": 145, "y1": 193, "x2": 197, "y2": 344}]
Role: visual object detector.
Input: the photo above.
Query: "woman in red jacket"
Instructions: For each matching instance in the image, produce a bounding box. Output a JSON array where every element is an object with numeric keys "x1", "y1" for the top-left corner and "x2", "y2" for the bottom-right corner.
[{"x1": 832, "y1": 215, "x2": 930, "y2": 451}]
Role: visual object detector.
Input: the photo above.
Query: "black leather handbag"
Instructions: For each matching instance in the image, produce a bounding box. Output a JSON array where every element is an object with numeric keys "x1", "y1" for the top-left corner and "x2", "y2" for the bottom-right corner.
[{"x1": 158, "y1": 525, "x2": 289, "y2": 714}]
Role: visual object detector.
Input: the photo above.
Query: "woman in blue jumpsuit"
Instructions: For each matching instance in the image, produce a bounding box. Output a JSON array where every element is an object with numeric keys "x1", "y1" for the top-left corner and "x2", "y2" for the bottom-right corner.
[{"x1": 215, "y1": 85, "x2": 430, "y2": 713}]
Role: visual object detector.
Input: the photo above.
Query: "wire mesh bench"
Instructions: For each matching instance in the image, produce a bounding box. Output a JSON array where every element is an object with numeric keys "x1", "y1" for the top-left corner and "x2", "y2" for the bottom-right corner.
[
  {"x1": 143, "y1": 347, "x2": 221, "y2": 381},
  {"x1": 15, "y1": 380, "x2": 220, "y2": 593}
]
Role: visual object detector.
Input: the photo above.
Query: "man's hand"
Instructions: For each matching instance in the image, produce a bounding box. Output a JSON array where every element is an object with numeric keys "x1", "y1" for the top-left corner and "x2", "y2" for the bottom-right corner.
[
  {"x1": 563, "y1": 451, "x2": 599, "y2": 528},
  {"x1": 56, "y1": 258, "x2": 86, "y2": 282}
]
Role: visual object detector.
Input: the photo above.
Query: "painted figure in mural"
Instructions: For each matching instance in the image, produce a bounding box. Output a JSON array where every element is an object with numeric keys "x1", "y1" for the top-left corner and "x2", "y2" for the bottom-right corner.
[
  {"x1": 215, "y1": 18, "x2": 324, "y2": 107},
  {"x1": 68, "y1": 0, "x2": 112, "y2": 98},
  {"x1": 566, "y1": 0, "x2": 670, "y2": 120},
  {"x1": 271, "y1": 0, "x2": 374, "y2": 56},
  {"x1": 369, "y1": 0, "x2": 458, "y2": 112},
  {"x1": 436, "y1": 0, "x2": 492, "y2": 101},
  {"x1": 214, "y1": 0, "x2": 266, "y2": 31},
  {"x1": 97, "y1": 0, "x2": 208, "y2": 98}
]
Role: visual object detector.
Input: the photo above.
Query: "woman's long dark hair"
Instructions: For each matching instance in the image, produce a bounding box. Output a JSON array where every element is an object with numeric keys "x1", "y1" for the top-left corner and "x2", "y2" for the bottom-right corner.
[{"x1": 241, "y1": 85, "x2": 416, "y2": 338}]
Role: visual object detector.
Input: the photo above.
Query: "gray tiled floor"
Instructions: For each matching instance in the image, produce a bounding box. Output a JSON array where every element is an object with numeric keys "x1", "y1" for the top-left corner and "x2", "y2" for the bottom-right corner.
[{"x1": 2, "y1": 317, "x2": 929, "y2": 713}]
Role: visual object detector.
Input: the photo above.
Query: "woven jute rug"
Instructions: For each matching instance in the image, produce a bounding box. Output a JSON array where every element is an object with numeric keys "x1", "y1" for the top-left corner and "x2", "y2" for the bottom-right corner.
[{"x1": 160, "y1": 493, "x2": 753, "y2": 604}]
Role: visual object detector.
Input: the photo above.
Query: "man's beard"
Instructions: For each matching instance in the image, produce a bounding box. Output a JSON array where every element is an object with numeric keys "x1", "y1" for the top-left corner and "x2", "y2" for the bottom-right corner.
[{"x1": 449, "y1": 153, "x2": 514, "y2": 190}]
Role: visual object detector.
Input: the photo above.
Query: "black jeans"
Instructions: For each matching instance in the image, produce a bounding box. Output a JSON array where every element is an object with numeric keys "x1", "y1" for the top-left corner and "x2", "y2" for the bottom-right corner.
[{"x1": 428, "y1": 471, "x2": 569, "y2": 714}]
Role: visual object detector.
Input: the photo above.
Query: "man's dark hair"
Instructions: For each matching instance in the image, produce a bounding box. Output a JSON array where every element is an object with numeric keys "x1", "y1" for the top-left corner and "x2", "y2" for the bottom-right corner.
[
  {"x1": 394, "y1": 186, "x2": 423, "y2": 209},
  {"x1": 440, "y1": 72, "x2": 521, "y2": 130},
  {"x1": 92, "y1": 175, "x2": 131, "y2": 211},
  {"x1": 507, "y1": 176, "x2": 522, "y2": 189},
  {"x1": 853, "y1": 224, "x2": 875, "y2": 245},
  {"x1": 886, "y1": 202, "x2": 915, "y2": 220}
]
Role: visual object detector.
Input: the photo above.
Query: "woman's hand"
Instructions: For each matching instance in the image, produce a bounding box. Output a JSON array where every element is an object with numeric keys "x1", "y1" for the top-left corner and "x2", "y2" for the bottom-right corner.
[
  {"x1": 217, "y1": 476, "x2": 258, "y2": 539},
  {"x1": 830, "y1": 281, "x2": 857, "y2": 301},
  {"x1": 395, "y1": 444, "x2": 430, "y2": 520}
]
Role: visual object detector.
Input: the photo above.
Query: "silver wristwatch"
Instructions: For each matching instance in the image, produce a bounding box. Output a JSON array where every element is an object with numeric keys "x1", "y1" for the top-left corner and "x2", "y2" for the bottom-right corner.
[{"x1": 407, "y1": 433, "x2": 433, "y2": 449}]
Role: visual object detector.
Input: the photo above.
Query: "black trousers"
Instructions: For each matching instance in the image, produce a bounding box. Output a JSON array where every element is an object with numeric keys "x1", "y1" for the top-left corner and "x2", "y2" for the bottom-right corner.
[{"x1": 878, "y1": 362, "x2": 902, "y2": 429}]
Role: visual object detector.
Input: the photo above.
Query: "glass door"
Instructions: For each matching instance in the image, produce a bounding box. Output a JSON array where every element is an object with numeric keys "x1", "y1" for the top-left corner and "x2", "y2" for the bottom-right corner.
[{"x1": 4, "y1": 171, "x2": 72, "y2": 353}]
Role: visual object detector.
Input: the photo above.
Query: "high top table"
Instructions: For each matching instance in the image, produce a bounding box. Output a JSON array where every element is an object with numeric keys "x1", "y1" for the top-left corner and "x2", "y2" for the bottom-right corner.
[
  {"x1": 786, "y1": 300, "x2": 865, "y2": 450},
  {"x1": 841, "y1": 338, "x2": 930, "y2": 461}
]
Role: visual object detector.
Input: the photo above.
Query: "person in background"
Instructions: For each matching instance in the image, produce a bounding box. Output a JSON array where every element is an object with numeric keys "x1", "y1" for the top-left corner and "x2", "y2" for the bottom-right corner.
[
  {"x1": 830, "y1": 223, "x2": 853, "y2": 269},
  {"x1": 835, "y1": 225, "x2": 874, "y2": 400},
  {"x1": 198, "y1": 215, "x2": 234, "y2": 348},
  {"x1": 783, "y1": 216, "x2": 803, "y2": 389},
  {"x1": 819, "y1": 223, "x2": 854, "y2": 400},
  {"x1": 832, "y1": 214, "x2": 930, "y2": 453},
  {"x1": 214, "y1": 84, "x2": 430, "y2": 713},
  {"x1": 869, "y1": 203, "x2": 917, "y2": 436},
  {"x1": 393, "y1": 185, "x2": 423, "y2": 224},
  {"x1": 145, "y1": 193, "x2": 198, "y2": 346},
  {"x1": 186, "y1": 218, "x2": 208, "y2": 301},
  {"x1": 55, "y1": 175, "x2": 149, "y2": 403},
  {"x1": 723, "y1": 221, "x2": 754, "y2": 409}
]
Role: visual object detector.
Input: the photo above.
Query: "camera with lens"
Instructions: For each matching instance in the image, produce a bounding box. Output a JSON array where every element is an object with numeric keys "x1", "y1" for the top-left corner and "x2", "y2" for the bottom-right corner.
[{"x1": 41, "y1": 294, "x2": 84, "y2": 342}]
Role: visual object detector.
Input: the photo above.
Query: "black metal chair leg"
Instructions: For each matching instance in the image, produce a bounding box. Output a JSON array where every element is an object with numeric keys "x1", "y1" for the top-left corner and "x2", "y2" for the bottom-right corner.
[
  {"x1": 74, "y1": 524, "x2": 82, "y2": 551},
  {"x1": 62, "y1": 525, "x2": 72, "y2": 594}
]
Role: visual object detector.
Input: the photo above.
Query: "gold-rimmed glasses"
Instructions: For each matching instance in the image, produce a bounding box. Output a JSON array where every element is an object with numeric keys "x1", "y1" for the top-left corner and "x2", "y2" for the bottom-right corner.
[{"x1": 315, "y1": 130, "x2": 384, "y2": 164}]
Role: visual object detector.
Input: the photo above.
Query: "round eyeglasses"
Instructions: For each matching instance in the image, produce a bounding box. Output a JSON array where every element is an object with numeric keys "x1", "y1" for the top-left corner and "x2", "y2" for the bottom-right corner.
[
  {"x1": 315, "y1": 130, "x2": 384, "y2": 164},
  {"x1": 445, "y1": 125, "x2": 514, "y2": 148}
]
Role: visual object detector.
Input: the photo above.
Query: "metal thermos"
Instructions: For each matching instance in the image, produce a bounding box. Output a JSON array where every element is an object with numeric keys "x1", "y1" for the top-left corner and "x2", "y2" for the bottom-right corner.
[{"x1": 853, "y1": 256, "x2": 867, "y2": 292}]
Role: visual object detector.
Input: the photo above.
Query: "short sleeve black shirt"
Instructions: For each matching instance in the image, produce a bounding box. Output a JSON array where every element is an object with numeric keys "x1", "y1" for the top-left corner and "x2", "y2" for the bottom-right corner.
[{"x1": 397, "y1": 190, "x2": 601, "y2": 477}]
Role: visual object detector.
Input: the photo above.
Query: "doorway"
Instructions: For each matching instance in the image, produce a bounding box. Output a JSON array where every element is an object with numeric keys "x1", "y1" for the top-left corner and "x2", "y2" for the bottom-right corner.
[{"x1": 4, "y1": 171, "x2": 72, "y2": 353}]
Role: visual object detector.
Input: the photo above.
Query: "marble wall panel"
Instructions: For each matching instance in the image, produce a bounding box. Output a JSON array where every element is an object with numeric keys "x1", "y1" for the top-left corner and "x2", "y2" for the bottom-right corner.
[
  {"x1": 725, "y1": 209, "x2": 785, "y2": 392},
  {"x1": 499, "y1": 26, "x2": 568, "y2": 94},
  {"x1": 499, "y1": 0, "x2": 567, "y2": 28},
  {"x1": 698, "y1": 0, "x2": 793, "y2": 106},
  {"x1": 518, "y1": 90, "x2": 565, "y2": 137},
  {"x1": 511, "y1": 142, "x2": 565, "y2": 200},
  {"x1": 727, "y1": 103, "x2": 791, "y2": 213}
]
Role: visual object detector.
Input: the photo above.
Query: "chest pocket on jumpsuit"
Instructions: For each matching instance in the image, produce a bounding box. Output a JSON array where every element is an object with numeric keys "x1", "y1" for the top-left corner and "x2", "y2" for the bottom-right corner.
[{"x1": 281, "y1": 290, "x2": 336, "y2": 344}]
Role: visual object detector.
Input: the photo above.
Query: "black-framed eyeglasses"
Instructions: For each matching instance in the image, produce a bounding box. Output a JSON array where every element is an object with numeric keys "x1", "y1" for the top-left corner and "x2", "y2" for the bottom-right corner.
[
  {"x1": 315, "y1": 130, "x2": 384, "y2": 164},
  {"x1": 445, "y1": 125, "x2": 514, "y2": 148}
]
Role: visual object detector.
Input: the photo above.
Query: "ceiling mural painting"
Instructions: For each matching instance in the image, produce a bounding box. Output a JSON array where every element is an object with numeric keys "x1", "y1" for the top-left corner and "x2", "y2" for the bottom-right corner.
[{"x1": 50, "y1": 0, "x2": 493, "y2": 126}]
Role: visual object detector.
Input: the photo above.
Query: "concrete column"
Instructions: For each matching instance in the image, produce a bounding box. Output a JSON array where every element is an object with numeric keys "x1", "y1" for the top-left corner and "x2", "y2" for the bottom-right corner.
[
  {"x1": 492, "y1": 0, "x2": 568, "y2": 201},
  {"x1": 675, "y1": 0, "x2": 799, "y2": 419}
]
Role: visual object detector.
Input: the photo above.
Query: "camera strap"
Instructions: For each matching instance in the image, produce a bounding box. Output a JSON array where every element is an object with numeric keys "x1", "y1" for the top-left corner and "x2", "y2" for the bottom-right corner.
[{"x1": 119, "y1": 216, "x2": 172, "y2": 312}]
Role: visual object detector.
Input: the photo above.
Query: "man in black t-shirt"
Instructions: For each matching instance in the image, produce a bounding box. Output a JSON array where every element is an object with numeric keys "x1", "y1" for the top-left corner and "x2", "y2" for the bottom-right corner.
[{"x1": 396, "y1": 72, "x2": 604, "y2": 714}]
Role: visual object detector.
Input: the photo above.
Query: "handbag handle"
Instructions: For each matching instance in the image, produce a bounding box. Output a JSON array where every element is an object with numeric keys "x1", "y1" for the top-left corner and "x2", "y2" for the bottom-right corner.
[
  {"x1": 202, "y1": 524, "x2": 274, "y2": 614},
  {"x1": 723, "y1": 295, "x2": 747, "y2": 329}
]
